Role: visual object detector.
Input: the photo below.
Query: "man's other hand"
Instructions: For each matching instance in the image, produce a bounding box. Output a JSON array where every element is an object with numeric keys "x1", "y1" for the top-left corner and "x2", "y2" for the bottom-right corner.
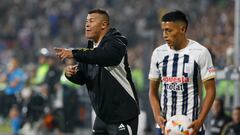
[{"x1": 65, "y1": 65, "x2": 78, "y2": 77}]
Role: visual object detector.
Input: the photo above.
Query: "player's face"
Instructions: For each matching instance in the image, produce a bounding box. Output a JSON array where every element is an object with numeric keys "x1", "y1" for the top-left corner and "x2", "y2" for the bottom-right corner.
[
  {"x1": 161, "y1": 21, "x2": 183, "y2": 49},
  {"x1": 85, "y1": 13, "x2": 104, "y2": 42}
]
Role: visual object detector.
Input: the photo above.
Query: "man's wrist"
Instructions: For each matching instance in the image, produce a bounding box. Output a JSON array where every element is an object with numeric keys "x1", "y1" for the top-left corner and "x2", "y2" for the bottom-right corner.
[
  {"x1": 154, "y1": 112, "x2": 162, "y2": 119},
  {"x1": 197, "y1": 115, "x2": 206, "y2": 124}
]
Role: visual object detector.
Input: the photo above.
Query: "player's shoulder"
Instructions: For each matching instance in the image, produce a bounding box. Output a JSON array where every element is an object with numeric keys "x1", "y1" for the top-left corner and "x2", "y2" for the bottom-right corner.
[
  {"x1": 188, "y1": 39, "x2": 209, "y2": 52},
  {"x1": 152, "y1": 43, "x2": 169, "y2": 54}
]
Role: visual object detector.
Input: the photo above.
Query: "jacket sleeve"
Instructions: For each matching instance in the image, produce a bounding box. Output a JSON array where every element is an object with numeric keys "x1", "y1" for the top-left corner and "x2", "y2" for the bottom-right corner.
[
  {"x1": 65, "y1": 63, "x2": 87, "y2": 85},
  {"x1": 72, "y1": 38, "x2": 126, "y2": 66}
]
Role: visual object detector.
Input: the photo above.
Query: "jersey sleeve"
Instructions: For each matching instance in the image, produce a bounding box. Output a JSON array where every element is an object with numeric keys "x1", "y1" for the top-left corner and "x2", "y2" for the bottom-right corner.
[
  {"x1": 199, "y1": 48, "x2": 216, "y2": 82},
  {"x1": 148, "y1": 49, "x2": 161, "y2": 81}
]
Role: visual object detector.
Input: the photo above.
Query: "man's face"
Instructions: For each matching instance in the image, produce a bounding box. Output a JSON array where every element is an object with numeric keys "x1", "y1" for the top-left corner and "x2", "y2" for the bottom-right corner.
[
  {"x1": 161, "y1": 21, "x2": 184, "y2": 49},
  {"x1": 7, "y1": 58, "x2": 18, "y2": 73},
  {"x1": 232, "y1": 109, "x2": 240, "y2": 123},
  {"x1": 85, "y1": 13, "x2": 104, "y2": 42}
]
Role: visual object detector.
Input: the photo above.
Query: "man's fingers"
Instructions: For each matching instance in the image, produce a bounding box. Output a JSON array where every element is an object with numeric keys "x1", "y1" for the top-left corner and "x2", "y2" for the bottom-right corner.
[
  {"x1": 188, "y1": 123, "x2": 194, "y2": 129},
  {"x1": 157, "y1": 122, "x2": 165, "y2": 134},
  {"x1": 68, "y1": 70, "x2": 75, "y2": 75},
  {"x1": 188, "y1": 123, "x2": 197, "y2": 135},
  {"x1": 60, "y1": 55, "x2": 65, "y2": 61},
  {"x1": 190, "y1": 129, "x2": 197, "y2": 135},
  {"x1": 54, "y1": 47, "x2": 65, "y2": 58},
  {"x1": 156, "y1": 116, "x2": 166, "y2": 133},
  {"x1": 65, "y1": 66, "x2": 77, "y2": 77},
  {"x1": 165, "y1": 128, "x2": 171, "y2": 135},
  {"x1": 72, "y1": 65, "x2": 78, "y2": 72},
  {"x1": 53, "y1": 47, "x2": 63, "y2": 51},
  {"x1": 159, "y1": 117, "x2": 166, "y2": 125},
  {"x1": 54, "y1": 47, "x2": 73, "y2": 61},
  {"x1": 55, "y1": 51, "x2": 66, "y2": 61},
  {"x1": 162, "y1": 118, "x2": 166, "y2": 123},
  {"x1": 73, "y1": 65, "x2": 78, "y2": 68},
  {"x1": 70, "y1": 66, "x2": 78, "y2": 71},
  {"x1": 56, "y1": 53, "x2": 63, "y2": 60},
  {"x1": 54, "y1": 47, "x2": 64, "y2": 60},
  {"x1": 161, "y1": 125, "x2": 165, "y2": 134},
  {"x1": 158, "y1": 120, "x2": 165, "y2": 134}
]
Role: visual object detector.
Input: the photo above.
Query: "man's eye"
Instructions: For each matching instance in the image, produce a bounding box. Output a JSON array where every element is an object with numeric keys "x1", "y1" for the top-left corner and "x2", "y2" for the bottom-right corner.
[
  {"x1": 167, "y1": 29, "x2": 172, "y2": 32},
  {"x1": 86, "y1": 20, "x2": 94, "y2": 23}
]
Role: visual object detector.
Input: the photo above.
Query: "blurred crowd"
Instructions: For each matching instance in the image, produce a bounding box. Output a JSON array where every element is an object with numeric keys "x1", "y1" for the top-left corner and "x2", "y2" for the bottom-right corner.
[
  {"x1": 0, "y1": 0, "x2": 235, "y2": 69},
  {"x1": 0, "y1": 0, "x2": 238, "y2": 135}
]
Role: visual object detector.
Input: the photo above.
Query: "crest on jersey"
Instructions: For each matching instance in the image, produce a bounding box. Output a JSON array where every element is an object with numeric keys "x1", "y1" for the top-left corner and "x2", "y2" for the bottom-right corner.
[{"x1": 207, "y1": 66, "x2": 215, "y2": 73}]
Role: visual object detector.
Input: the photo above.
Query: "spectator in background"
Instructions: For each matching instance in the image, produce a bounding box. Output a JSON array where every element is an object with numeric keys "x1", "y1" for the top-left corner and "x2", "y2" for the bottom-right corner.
[
  {"x1": 9, "y1": 105, "x2": 22, "y2": 135},
  {"x1": 31, "y1": 51, "x2": 50, "y2": 86},
  {"x1": 221, "y1": 106, "x2": 240, "y2": 135},
  {"x1": 209, "y1": 98, "x2": 231, "y2": 135},
  {"x1": 0, "y1": 57, "x2": 26, "y2": 118},
  {"x1": 44, "y1": 55, "x2": 62, "y2": 96},
  {"x1": 20, "y1": 83, "x2": 51, "y2": 135}
]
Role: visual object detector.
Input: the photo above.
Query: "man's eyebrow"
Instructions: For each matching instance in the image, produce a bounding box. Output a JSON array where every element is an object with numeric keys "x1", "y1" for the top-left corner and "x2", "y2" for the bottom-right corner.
[
  {"x1": 87, "y1": 17, "x2": 94, "y2": 19},
  {"x1": 86, "y1": 17, "x2": 95, "y2": 21}
]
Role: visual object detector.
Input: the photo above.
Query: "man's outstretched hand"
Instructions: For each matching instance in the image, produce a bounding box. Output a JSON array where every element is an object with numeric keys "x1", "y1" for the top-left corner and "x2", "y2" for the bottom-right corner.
[{"x1": 54, "y1": 47, "x2": 73, "y2": 61}]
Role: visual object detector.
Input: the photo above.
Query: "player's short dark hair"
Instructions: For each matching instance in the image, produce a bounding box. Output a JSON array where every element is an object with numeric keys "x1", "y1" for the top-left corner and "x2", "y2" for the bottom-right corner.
[
  {"x1": 88, "y1": 8, "x2": 110, "y2": 24},
  {"x1": 162, "y1": 10, "x2": 188, "y2": 29}
]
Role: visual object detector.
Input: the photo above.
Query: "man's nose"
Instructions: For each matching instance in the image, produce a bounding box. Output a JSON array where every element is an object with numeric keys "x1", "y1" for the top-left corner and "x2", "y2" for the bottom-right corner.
[
  {"x1": 163, "y1": 32, "x2": 168, "y2": 39},
  {"x1": 85, "y1": 23, "x2": 89, "y2": 28}
]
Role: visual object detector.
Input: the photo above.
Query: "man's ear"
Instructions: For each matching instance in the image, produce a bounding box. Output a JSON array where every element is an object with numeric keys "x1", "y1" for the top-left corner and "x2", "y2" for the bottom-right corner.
[
  {"x1": 101, "y1": 21, "x2": 108, "y2": 29},
  {"x1": 180, "y1": 25, "x2": 186, "y2": 33}
]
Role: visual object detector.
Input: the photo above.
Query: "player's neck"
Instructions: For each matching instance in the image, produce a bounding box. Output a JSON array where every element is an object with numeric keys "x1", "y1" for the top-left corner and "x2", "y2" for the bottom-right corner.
[
  {"x1": 173, "y1": 38, "x2": 189, "y2": 51},
  {"x1": 181, "y1": 38, "x2": 189, "y2": 48}
]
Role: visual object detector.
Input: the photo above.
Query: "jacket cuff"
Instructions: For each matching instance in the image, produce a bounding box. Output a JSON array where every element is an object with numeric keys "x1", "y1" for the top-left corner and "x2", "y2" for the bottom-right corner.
[{"x1": 72, "y1": 49, "x2": 80, "y2": 58}]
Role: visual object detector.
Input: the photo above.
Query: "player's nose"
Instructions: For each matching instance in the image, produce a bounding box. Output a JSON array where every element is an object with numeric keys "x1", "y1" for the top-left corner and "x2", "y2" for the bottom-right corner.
[{"x1": 163, "y1": 32, "x2": 168, "y2": 39}]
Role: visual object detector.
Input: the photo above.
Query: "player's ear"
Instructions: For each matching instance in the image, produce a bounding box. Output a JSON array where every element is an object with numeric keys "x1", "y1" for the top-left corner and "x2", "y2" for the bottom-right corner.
[{"x1": 180, "y1": 25, "x2": 186, "y2": 33}]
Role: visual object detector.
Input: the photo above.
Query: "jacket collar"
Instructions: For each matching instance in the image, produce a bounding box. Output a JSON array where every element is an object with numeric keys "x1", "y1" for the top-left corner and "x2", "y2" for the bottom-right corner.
[{"x1": 87, "y1": 28, "x2": 120, "y2": 48}]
